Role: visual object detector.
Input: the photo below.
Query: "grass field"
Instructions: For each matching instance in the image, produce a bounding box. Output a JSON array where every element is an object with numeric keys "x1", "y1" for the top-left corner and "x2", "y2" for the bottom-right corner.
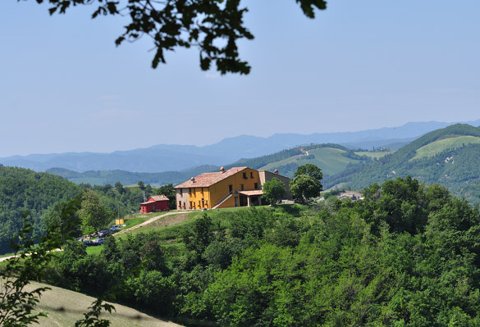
[
  {"x1": 261, "y1": 147, "x2": 363, "y2": 176},
  {"x1": 412, "y1": 135, "x2": 480, "y2": 160},
  {"x1": 354, "y1": 151, "x2": 391, "y2": 159},
  {"x1": 21, "y1": 282, "x2": 181, "y2": 327}
]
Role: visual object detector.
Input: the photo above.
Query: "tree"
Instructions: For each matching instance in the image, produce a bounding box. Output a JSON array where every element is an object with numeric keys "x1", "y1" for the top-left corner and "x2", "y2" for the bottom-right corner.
[
  {"x1": 262, "y1": 178, "x2": 286, "y2": 205},
  {"x1": 157, "y1": 184, "x2": 177, "y2": 209},
  {"x1": 28, "y1": 0, "x2": 327, "y2": 74},
  {"x1": 294, "y1": 163, "x2": 323, "y2": 184},
  {"x1": 42, "y1": 195, "x2": 83, "y2": 244},
  {"x1": 0, "y1": 222, "x2": 52, "y2": 327},
  {"x1": 77, "y1": 190, "x2": 114, "y2": 233},
  {"x1": 114, "y1": 182, "x2": 124, "y2": 195},
  {"x1": 183, "y1": 213, "x2": 214, "y2": 263},
  {"x1": 74, "y1": 299, "x2": 115, "y2": 327},
  {"x1": 290, "y1": 174, "x2": 322, "y2": 203},
  {"x1": 290, "y1": 164, "x2": 323, "y2": 203}
]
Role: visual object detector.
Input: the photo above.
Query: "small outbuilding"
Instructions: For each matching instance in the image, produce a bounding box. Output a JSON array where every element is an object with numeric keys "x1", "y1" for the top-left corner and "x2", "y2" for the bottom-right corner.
[{"x1": 139, "y1": 195, "x2": 170, "y2": 214}]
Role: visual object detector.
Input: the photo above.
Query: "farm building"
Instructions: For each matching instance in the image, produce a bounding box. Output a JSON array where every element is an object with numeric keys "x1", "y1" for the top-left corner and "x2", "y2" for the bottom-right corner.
[
  {"x1": 175, "y1": 167, "x2": 291, "y2": 210},
  {"x1": 139, "y1": 195, "x2": 170, "y2": 213}
]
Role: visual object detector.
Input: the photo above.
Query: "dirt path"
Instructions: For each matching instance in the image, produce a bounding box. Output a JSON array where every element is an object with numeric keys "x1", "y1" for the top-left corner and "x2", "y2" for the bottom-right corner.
[
  {"x1": 115, "y1": 211, "x2": 190, "y2": 236},
  {"x1": 0, "y1": 248, "x2": 62, "y2": 263}
]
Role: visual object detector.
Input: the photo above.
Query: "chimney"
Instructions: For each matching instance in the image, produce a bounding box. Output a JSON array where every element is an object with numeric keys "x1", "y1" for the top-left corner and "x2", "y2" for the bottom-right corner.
[
  {"x1": 220, "y1": 166, "x2": 225, "y2": 173},
  {"x1": 190, "y1": 177, "x2": 196, "y2": 183},
  {"x1": 273, "y1": 169, "x2": 279, "y2": 175}
]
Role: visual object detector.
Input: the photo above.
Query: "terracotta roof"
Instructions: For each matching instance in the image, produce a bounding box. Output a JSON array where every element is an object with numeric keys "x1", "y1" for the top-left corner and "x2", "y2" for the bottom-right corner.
[
  {"x1": 140, "y1": 195, "x2": 169, "y2": 205},
  {"x1": 175, "y1": 167, "x2": 248, "y2": 189}
]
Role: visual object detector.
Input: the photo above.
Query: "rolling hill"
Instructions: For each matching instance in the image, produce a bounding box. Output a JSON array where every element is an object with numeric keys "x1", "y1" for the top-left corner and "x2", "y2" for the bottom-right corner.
[
  {"x1": 47, "y1": 144, "x2": 390, "y2": 186},
  {"x1": 228, "y1": 144, "x2": 387, "y2": 178},
  {"x1": 2, "y1": 120, "x2": 477, "y2": 173},
  {"x1": 46, "y1": 165, "x2": 217, "y2": 186},
  {"x1": 25, "y1": 282, "x2": 180, "y2": 327},
  {"x1": 0, "y1": 166, "x2": 81, "y2": 254},
  {"x1": 327, "y1": 124, "x2": 480, "y2": 203}
]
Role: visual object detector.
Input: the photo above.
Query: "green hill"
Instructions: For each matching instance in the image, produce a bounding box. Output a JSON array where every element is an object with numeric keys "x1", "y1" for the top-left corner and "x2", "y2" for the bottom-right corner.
[
  {"x1": 328, "y1": 124, "x2": 480, "y2": 203},
  {"x1": 25, "y1": 282, "x2": 180, "y2": 327},
  {"x1": 0, "y1": 166, "x2": 81, "y2": 254},
  {"x1": 47, "y1": 165, "x2": 217, "y2": 186},
  {"x1": 229, "y1": 144, "x2": 384, "y2": 177}
]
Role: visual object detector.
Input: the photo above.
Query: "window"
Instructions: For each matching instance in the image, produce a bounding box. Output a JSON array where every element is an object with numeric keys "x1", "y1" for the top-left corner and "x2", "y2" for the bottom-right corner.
[
  {"x1": 243, "y1": 172, "x2": 247, "y2": 179},
  {"x1": 178, "y1": 201, "x2": 181, "y2": 208},
  {"x1": 229, "y1": 184, "x2": 233, "y2": 193},
  {"x1": 241, "y1": 184, "x2": 244, "y2": 191},
  {"x1": 250, "y1": 172, "x2": 253, "y2": 178},
  {"x1": 180, "y1": 189, "x2": 183, "y2": 196},
  {"x1": 254, "y1": 183, "x2": 258, "y2": 190}
]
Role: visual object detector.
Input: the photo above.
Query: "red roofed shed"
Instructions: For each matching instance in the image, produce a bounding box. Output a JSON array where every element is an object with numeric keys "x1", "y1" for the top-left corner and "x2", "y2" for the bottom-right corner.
[{"x1": 140, "y1": 195, "x2": 170, "y2": 214}]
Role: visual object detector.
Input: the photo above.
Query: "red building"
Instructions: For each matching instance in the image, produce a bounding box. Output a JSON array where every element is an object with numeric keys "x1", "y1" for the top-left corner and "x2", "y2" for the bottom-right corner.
[{"x1": 139, "y1": 195, "x2": 170, "y2": 214}]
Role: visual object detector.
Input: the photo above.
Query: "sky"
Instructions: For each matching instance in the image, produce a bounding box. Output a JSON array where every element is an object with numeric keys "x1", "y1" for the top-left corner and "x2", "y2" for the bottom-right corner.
[{"x1": 0, "y1": 0, "x2": 479, "y2": 156}]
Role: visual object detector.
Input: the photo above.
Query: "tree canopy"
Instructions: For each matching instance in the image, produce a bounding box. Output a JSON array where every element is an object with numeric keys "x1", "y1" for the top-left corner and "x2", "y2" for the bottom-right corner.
[
  {"x1": 28, "y1": 0, "x2": 327, "y2": 74},
  {"x1": 290, "y1": 164, "x2": 323, "y2": 203},
  {"x1": 262, "y1": 178, "x2": 286, "y2": 205}
]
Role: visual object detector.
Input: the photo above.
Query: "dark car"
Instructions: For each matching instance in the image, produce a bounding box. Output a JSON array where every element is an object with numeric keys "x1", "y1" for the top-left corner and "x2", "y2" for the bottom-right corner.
[
  {"x1": 98, "y1": 230, "x2": 111, "y2": 237},
  {"x1": 90, "y1": 238, "x2": 104, "y2": 246},
  {"x1": 110, "y1": 225, "x2": 121, "y2": 233}
]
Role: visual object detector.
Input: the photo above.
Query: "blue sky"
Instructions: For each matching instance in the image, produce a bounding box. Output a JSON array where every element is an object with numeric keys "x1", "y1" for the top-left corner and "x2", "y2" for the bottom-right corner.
[{"x1": 0, "y1": 0, "x2": 479, "y2": 156}]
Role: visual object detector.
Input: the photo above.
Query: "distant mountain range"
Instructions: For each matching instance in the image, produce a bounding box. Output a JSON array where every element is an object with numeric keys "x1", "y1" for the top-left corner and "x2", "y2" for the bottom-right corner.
[
  {"x1": 2, "y1": 120, "x2": 479, "y2": 173},
  {"x1": 18, "y1": 123, "x2": 480, "y2": 205},
  {"x1": 327, "y1": 124, "x2": 480, "y2": 203}
]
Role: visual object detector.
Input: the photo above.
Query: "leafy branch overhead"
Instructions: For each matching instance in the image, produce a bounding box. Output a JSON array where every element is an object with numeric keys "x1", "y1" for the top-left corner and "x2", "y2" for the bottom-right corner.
[{"x1": 29, "y1": 0, "x2": 327, "y2": 74}]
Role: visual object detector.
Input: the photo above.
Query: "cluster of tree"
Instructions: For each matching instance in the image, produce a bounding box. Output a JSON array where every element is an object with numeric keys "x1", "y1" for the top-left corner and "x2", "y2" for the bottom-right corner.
[
  {"x1": 263, "y1": 164, "x2": 323, "y2": 205},
  {"x1": 37, "y1": 175, "x2": 480, "y2": 325},
  {"x1": 47, "y1": 165, "x2": 218, "y2": 187},
  {"x1": 0, "y1": 166, "x2": 80, "y2": 254},
  {"x1": 0, "y1": 165, "x2": 178, "y2": 254},
  {"x1": 43, "y1": 182, "x2": 178, "y2": 237}
]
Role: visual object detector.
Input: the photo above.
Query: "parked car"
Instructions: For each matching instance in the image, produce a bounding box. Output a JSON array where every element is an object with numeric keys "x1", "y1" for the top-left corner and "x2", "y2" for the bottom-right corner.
[
  {"x1": 109, "y1": 225, "x2": 121, "y2": 233},
  {"x1": 98, "y1": 230, "x2": 111, "y2": 237},
  {"x1": 90, "y1": 238, "x2": 104, "y2": 246}
]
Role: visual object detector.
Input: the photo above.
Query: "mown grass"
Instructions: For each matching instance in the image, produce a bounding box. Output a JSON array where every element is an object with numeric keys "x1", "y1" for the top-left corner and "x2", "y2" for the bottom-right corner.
[
  {"x1": 412, "y1": 135, "x2": 480, "y2": 160},
  {"x1": 28, "y1": 282, "x2": 179, "y2": 327},
  {"x1": 354, "y1": 151, "x2": 391, "y2": 159},
  {"x1": 86, "y1": 245, "x2": 104, "y2": 255},
  {"x1": 261, "y1": 147, "x2": 363, "y2": 176}
]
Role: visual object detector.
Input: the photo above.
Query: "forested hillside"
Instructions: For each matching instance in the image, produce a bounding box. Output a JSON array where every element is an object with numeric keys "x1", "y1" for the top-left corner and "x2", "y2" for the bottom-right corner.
[
  {"x1": 43, "y1": 177, "x2": 480, "y2": 326},
  {"x1": 47, "y1": 165, "x2": 217, "y2": 186},
  {"x1": 328, "y1": 124, "x2": 480, "y2": 203},
  {"x1": 0, "y1": 166, "x2": 81, "y2": 253},
  {"x1": 0, "y1": 166, "x2": 176, "y2": 254}
]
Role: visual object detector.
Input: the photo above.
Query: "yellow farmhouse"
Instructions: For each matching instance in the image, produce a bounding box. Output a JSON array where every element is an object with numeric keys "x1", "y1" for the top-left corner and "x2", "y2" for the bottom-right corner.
[{"x1": 175, "y1": 166, "x2": 291, "y2": 210}]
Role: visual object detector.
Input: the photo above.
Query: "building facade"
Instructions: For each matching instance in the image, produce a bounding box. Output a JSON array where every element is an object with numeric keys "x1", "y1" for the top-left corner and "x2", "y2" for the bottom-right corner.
[
  {"x1": 139, "y1": 195, "x2": 170, "y2": 213},
  {"x1": 175, "y1": 167, "x2": 290, "y2": 210}
]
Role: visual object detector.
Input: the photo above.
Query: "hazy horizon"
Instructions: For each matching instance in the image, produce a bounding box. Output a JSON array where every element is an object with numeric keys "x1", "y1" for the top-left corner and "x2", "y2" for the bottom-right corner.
[
  {"x1": 1, "y1": 119, "x2": 479, "y2": 158},
  {"x1": 1, "y1": 1, "x2": 479, "y2": 156}
]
